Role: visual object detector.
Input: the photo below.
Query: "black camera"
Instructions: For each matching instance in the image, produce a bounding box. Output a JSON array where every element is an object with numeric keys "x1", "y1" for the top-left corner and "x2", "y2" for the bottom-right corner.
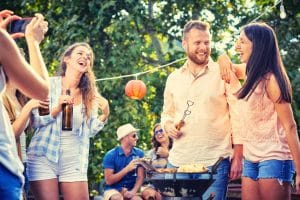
[{"x1": 8, "y1": 18, "x2": 32, "y2": 34}]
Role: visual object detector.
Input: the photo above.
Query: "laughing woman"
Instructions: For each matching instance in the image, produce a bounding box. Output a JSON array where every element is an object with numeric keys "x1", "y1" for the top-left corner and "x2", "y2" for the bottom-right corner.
[
  {"x1": 218, "y1": 22, "x2": 300, "y2": 200},
  {"x1": 27, "y1": 42, "x2": 110, "y2": 200}
]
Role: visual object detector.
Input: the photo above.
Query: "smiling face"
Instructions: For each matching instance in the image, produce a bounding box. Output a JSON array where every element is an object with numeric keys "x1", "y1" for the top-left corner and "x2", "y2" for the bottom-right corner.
[
  {"x1": 183, "y1": 28, "x2": 211, "y2": 66},
  {"x1": 237, "y1": 31, "x2": 253, "y2": 63},
  {"x1": 64, "y1": 46, "x2": 93, "y2": 73},
  {"x1": 154, "y1": 125, "x2": 168, "y2": 144}
]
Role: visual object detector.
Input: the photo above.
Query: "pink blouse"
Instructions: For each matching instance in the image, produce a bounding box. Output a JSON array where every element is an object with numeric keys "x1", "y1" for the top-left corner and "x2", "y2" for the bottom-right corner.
[{"x1": 240, "y1": 81, "x2": 292, "y2": 162}]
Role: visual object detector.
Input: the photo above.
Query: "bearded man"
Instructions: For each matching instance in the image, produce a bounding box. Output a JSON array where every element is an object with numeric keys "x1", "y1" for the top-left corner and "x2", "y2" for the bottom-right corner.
[{"x1": 161, "y1": 20, "x2": 243, "y2": 200}]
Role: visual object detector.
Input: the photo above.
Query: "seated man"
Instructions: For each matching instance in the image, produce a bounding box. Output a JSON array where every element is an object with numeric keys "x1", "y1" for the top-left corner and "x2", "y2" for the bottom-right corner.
[{"x1": 103, "y1": 123, "x2": 144, "y2": 200}]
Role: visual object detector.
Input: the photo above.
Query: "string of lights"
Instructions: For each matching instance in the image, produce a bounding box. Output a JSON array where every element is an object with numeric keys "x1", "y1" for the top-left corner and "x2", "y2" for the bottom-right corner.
[{"x1": 95, "y1": 0, "x2": 285, "y2": 82}]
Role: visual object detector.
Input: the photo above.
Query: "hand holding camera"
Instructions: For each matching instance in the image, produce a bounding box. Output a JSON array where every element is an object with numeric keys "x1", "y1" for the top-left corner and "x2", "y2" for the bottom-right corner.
[
  {"x1": 25, "y1": 13, "x2": 48, "y2": 44},
  {"x1": 0, "y1": 9, "x2": 24, "y2": 39},
  {"x1": 0, "y1": 10, "x2": 48, "y2": 42}
]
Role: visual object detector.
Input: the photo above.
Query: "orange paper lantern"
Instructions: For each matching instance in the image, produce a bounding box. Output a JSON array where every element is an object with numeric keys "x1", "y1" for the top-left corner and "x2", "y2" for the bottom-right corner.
[{"x1": 125, "y1": 80, "x2": 147, "y2": 100}]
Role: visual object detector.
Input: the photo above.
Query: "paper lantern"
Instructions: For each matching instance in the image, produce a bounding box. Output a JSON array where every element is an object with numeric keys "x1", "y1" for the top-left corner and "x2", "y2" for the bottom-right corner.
[{"x1": 125, "y1": 80, "x2": 147, "y2": 100}]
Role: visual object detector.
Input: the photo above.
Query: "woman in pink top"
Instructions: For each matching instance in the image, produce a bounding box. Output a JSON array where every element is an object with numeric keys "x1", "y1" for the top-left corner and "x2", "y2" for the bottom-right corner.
[{"x1": 219, "y1": 22, "x2": 300, "y2": 200}]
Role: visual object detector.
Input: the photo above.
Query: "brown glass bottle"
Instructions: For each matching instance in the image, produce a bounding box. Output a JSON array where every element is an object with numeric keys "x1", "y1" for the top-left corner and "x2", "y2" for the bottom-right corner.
[
  {"x1": 62, "y1": 89, "x2": 73, "y2": 131},
  {"x1": 38, "y1": 101, "x2": 49, "y2": 116}
]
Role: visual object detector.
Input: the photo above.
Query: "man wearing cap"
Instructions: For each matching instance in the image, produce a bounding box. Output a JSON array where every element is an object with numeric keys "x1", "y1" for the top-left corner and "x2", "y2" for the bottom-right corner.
[{"x1": 103, "y1": 123, "x2": 144, "y2": 200}]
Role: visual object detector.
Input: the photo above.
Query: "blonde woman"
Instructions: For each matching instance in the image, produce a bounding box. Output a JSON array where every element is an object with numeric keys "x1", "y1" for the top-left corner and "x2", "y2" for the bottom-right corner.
[{"x1": 27, "y1": 42, "x2": 110, "y2": 200}]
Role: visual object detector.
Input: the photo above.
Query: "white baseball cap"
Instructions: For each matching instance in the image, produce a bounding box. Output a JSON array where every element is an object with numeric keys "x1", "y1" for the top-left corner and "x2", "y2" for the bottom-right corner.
[{"x1": 117, "y1": 123, "x2": 139, "y2": 140}]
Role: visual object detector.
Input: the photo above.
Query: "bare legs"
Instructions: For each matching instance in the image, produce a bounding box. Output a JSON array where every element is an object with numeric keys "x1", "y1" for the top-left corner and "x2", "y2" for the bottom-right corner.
[
  {"x1": 61, "y1": 181, "x2": 89, "y2": 200},
  {"x1": 30, "y1": 179, "x2": 89, "y2": 200},
  {"x1": 30, "y1": 179, "x2": 60, "y2": 200},
  {"x1": 242, "y1": 177, "x2": 291, "y2": 200}
]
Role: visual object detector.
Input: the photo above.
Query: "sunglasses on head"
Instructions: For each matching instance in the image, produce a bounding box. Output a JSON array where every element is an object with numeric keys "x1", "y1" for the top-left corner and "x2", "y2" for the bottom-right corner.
[{"x1": 154, "y1": 128, "x2": 163, "y2": 135}]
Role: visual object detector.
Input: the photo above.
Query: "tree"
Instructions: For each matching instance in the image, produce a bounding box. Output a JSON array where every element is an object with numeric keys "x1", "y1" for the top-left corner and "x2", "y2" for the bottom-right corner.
[{"x1": 1, "y1": 0, "x2": 299, "y2": 196}]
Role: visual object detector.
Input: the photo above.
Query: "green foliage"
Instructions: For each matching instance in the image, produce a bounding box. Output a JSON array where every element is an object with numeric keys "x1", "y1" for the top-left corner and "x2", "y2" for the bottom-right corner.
[{"x1": 1, "y1": 0, "x2": 299, "y2": 195}]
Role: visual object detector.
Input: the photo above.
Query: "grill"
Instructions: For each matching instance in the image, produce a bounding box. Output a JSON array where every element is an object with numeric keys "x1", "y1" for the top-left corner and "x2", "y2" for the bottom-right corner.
[{"x1": 145, "y1": 157, "x2": 224, "y2": 199}]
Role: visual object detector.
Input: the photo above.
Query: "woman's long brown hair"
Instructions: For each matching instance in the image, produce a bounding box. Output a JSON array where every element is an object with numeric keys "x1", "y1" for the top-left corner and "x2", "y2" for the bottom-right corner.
[{"x1": 58, "y1": 42, "x2": 98, "y2": 119}]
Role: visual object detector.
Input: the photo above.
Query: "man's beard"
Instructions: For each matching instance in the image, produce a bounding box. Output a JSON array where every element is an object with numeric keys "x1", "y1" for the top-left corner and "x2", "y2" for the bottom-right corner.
[{"x1": 187, "y1": 50, "x2": 210, "y2": 66}]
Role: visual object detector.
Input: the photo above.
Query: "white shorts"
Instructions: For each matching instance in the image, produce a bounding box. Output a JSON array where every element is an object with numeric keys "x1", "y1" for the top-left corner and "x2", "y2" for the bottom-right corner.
[{"x1": 27, "y1": 131, "x2": 87, "y2": 182}]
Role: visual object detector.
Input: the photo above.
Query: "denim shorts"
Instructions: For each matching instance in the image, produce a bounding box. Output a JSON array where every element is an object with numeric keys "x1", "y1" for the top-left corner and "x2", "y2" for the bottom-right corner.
[
  {"x1": 0, "y1": 163, "x2": 22, "y2": 200},
  {"x1": 242, "y1": 159, "x2": 295, "y2": 183},
  {"x1": 167, "y1": 158, "x2": 230, "y2": 200}
]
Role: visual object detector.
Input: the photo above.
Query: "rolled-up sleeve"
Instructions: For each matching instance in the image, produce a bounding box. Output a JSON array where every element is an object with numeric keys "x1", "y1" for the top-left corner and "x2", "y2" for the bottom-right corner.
[
  {"x1": 86, "y1": 106, "x2": 107, "y2": 137},
  {"x1": 161, "y1": 74, "x2": 176, "y2": 130},
  {"x1": 31, "y1": 108, "x2": 56, "y2": 128}
]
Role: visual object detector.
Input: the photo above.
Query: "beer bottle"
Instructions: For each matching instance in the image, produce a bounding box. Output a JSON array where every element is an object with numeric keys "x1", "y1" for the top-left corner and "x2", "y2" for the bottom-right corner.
[
  {"x1": 62, "y1": 89, "x2": 73, "y2": 131},
  {"x1": 38, "y1": 100, "x2": 49, "y2": 116}
]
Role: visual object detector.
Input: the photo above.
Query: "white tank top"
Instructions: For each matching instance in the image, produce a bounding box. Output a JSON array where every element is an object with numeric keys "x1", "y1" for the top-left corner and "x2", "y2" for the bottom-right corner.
[{"x1": 0, "y1": 66, "x2": 24, "y2": 183}]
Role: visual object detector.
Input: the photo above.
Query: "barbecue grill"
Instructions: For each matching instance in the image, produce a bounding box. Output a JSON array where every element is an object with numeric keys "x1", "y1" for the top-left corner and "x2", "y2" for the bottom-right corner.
[{"x1": 145, "y1": 157, "x2": 224, "y2": 200}]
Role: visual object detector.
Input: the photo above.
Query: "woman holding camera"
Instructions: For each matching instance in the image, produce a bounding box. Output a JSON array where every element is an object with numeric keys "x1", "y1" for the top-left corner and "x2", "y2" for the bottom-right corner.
[
  {"x1": 3, "y1": 12, "x2": 48, "y2": 199},
  {"x1": 27, "y1": 42, "x2": 110, "y2": 200},
  {"x1": 0, "y1": 10, "x2": 49, "y2": 200}
]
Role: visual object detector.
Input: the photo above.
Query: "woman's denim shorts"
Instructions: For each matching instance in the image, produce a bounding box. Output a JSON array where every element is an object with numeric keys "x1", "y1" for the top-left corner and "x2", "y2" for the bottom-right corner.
[{"x1": 242, "y1": 159, "x2": 295, "y2": 183}]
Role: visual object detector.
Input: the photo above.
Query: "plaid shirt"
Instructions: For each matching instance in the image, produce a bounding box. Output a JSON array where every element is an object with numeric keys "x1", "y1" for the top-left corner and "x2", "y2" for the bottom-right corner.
[{"x1": 27, "y1": 76, "x2": 106, "y2": 172}]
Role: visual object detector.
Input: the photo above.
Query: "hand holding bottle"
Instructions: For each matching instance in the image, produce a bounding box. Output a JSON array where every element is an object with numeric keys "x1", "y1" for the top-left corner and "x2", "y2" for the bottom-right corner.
[
  {"x1": 55, "y1": 92, "x2": 74, "y2": 111},
  {"x1": 164, "y1": 121, "x2": 183, "y2": 139},
  {"x1": 25, "y1": 13, "x2": 48, "y2": 44},
  {"x1": 126, "y1": 158, "x2": 139, "y2": 172},
  {"x1": 38, "y1": 99, "x2": 49, "y2": 116},
  {"x1": 0, "y1": 10, "x2": 24, "y2": 39}
]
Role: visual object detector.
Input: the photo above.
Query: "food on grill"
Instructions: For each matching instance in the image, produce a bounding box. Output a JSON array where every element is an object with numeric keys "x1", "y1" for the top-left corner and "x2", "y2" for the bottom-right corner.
[
  {"x1": 155, "y1": 168, "x2": 177, "y2": 173},
  {"x1": 177, "y1": 163, "x2": 208, "y2": 173}
]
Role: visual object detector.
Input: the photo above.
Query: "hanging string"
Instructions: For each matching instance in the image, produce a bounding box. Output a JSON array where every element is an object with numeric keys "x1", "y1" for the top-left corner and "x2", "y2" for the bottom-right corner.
[
  {"x1": 95, "y1": 57, "x2": 187, "y2": 82},
  {"x1": 95, "y1": 0, "x2": 283, "y2": 82},
  {"x1": 249, "y1": 0, "x2": 283, "y2": 23}
]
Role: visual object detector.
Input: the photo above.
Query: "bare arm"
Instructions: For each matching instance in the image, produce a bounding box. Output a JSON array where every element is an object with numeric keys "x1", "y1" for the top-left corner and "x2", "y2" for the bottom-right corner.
[
  {"x1": 25, "y1": 13, "x2": 49, "y2": 83},
  {"x1": 217, "y1": 54, "x2": 246, "y2": 83},
  {"x1": 0, "y1": 29, "x2": 49, "y2": 100},
  {"x1": 0, "y1": 10, "x2": 49, "y2": 100},
  {"x1": 94, "y1": 93, "x2": 110, "y2": 122},
  {"x1": 127, "y1": 167, "x2": 144, "y2": 194},
  {"x1": 11, "y1": 14, "x2": 50, "y2": 136},
  {"x1": 230, "y1": 144, "x2": 243, "y2": 180},
  {"x1": 12, "y1": 99, "x2": 40, "y2": 137},
  {"x1": 267, "y1": 74, "x2": 300, "y2": 194},
  {"x1": 104, "y1": 159, "x2": 139, "y2": 185}
]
